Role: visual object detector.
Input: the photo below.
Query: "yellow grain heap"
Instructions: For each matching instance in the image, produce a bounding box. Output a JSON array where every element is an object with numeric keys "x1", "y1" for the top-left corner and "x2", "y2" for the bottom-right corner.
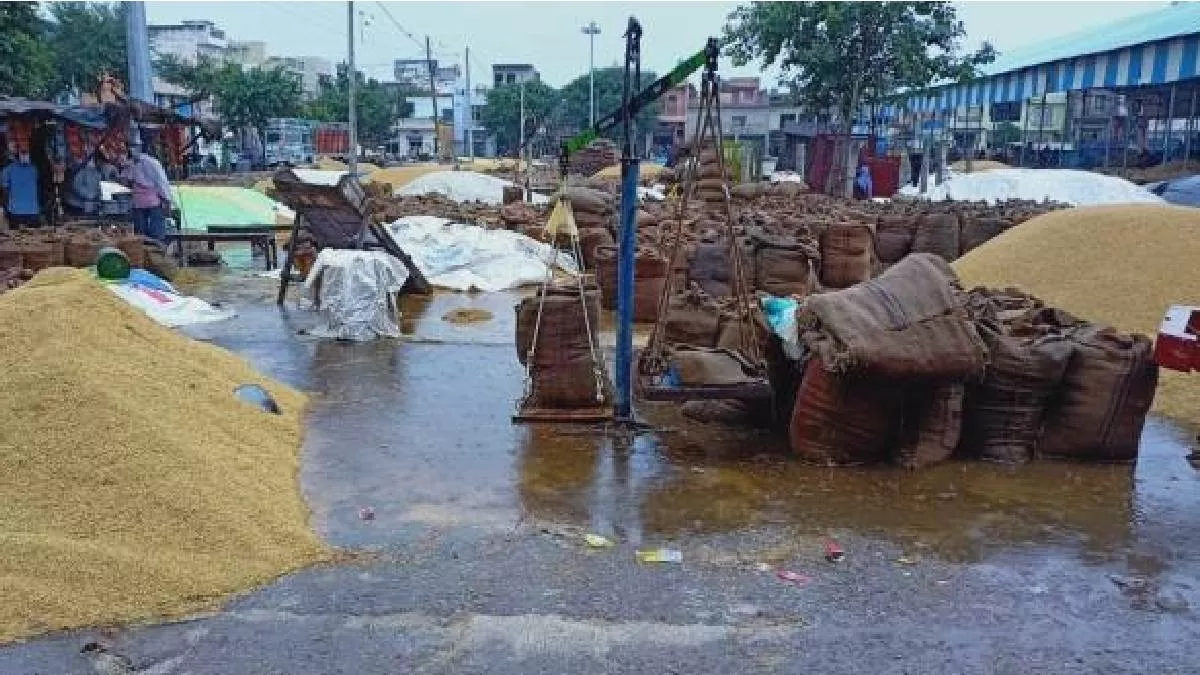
[
  {"x1": 953, "y1": 204, "x2": 1200, "y2": 425},
  {"x1": 367, "y1": 164, "x2": 448, "y2": 188},
  {"x1": 0, "y1": 268, "x2": 325, "y2": 643},
  {"x1": 592, "y1": 162, "x2": 666, "y2": 180}
]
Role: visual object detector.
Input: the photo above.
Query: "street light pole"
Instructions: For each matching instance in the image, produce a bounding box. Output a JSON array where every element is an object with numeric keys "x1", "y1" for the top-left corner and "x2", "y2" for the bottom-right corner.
[
  {"x1": 347, "y1": 0, "x2": 358, "y2": 178},
  {"x1": 582, "y1": 21, "x2": 601, "y2": 127}
]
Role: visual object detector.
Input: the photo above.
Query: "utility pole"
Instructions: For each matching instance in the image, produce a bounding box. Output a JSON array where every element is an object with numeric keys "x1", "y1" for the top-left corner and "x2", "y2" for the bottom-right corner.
[
  {"x1": 427, "y1": 36, "x2": 440, "y2": 159},
  {"x1": 582, "y1": 21, "x2": 601, "y2": 126},
  {"x1": 519, "y1": 81, "x2": 525, "y2": 169},
  {"x1": 124, "y1": 1, "x2": 152, "y2": 103},
  {"x1": 465, "y1": 47, "x2": 473, "y2": 160},
  {"x1": 347, "y1": 1, "x2": 358, "y2": 178}
]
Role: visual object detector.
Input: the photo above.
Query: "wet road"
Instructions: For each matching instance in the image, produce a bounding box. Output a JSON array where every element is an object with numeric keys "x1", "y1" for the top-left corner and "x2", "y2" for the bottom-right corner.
[{"x1": 3, "y1": 272, "x2": 1200, "y2": 673}]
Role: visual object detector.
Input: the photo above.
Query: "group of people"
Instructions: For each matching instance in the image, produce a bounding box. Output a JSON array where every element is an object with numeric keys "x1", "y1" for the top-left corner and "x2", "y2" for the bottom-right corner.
[{"x1": 1, "y1": 132, "x2": 173, "y2": 242}]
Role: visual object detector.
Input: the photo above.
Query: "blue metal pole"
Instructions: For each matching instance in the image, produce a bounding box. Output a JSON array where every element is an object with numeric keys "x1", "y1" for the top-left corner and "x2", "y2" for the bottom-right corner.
[{"x1": 614, "y1": 157, "x2": 640, "y2": 420}]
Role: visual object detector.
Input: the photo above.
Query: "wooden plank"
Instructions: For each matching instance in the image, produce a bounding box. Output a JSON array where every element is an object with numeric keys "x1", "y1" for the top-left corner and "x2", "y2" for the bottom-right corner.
[{"x1": 513, "y1": 405, "x2": 613, "y2": 423}]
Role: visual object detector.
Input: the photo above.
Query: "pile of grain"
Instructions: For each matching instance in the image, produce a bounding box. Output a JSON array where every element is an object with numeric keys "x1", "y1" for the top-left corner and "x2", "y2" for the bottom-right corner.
[
  {"x1": 367, "y1": 164, "x2": 448, "y2": 188},
  {"x1": 592, "y1": 162, "x2": 666, "y2": 180},
  {"x1": 0, "y1": 269, "x2": 325, "y2": 643},
  {"x1": 953, "y1": 204, "x2": 1200, "y2": 425}
]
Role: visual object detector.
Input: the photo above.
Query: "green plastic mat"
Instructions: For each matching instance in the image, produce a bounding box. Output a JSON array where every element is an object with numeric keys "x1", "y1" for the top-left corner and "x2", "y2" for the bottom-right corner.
[{"x1": 171, "y1": 186, "x2": 288, "y2": 233}]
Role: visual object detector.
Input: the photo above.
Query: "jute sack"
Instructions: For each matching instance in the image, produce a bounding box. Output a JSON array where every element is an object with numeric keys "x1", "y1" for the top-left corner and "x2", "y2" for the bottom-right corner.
[{"x1": 1039, "y1": 326, "x2": 1158, "y2": 462}]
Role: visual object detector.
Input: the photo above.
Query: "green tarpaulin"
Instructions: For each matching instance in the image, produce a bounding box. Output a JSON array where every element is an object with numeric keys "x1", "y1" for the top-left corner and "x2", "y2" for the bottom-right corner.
[{"x1": 171, "y1": 186, "x2": 291, "y2": 232}]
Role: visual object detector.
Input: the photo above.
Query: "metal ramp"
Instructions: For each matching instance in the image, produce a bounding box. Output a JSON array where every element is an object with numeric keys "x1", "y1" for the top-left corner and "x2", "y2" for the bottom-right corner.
[{"x1": 270, "y1": 168, "x2": 429, "y2": 304}]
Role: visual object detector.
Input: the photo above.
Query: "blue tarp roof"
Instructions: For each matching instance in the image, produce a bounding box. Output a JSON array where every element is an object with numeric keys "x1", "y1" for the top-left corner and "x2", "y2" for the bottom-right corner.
[{"x1": 982, "y1": 2, "x2": 1200, "y2": 77}]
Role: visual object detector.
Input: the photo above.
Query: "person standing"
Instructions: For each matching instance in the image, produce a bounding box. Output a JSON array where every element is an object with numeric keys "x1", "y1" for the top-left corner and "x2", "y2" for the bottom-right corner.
[
  {"x1": 120, "y1": 137, "x2": 172, "y2": 242},
  {"x1": 0, "y1": 149, "x2": 42, "y2": 228}
]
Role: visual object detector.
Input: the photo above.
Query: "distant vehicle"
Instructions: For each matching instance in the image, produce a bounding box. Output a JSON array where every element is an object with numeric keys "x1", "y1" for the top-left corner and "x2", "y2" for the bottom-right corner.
[{"x1": 263, "y1": 118, "x2": 314, "y2": 167}]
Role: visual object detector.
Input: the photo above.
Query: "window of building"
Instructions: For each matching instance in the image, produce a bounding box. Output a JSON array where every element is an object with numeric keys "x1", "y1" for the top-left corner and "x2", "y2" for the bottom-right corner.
[
  {"x1": 779, "y1": 113, "x2": 796, "y2": 126},
  {"x1": 990, "y1": 101, "x2": 1021, "y2": 123},
  {"x1": 506, "y1": 73, "x2": 516, "y2": 84},
  {"x1": 494, "y1": 74, "x2": 503, "y2": 87},
  {"x1": 732, "y1": 115, "x2": 747, "y2": 128}
]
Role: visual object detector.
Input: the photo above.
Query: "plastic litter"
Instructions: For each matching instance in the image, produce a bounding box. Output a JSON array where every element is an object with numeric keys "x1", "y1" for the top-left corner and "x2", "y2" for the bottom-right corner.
[
  {"x1": 583, "y1": 533, "x2": 614, "y2": 548},
  {"x1": 896, "y1": 555, "x2": 920, "y2": 566},
  {"x1": 824, "y1": 539, "x2": 845, "y2": 563},
  {"x1": 636, "y1": 548, "x2": 683, "y2": 564},
  {"x1": 233, "y1": 384, "x2": 281, "y2": 414},
  {"x1": 775, "y1": 570, "x2": 812, "y2": 587},
  {"x1": 358, "y1": 507, "x2": 375, "y2": 521}
]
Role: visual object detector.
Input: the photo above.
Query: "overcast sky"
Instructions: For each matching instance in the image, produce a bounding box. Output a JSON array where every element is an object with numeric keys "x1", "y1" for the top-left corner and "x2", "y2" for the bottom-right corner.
[{"x1": 145, "y1": 1, "x2": 1169, "y2": 88}]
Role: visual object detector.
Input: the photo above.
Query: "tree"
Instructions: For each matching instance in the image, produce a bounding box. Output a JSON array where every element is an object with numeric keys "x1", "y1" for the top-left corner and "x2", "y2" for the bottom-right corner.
[
  {"x1": 303, "y1": 63, "x2": 413, "y2": 143},
  {"x1": 559, "y1": 66, "x2": 659, "y2": 141},
  {"x1": 45, "y1": 2, "x2": 127, "y2": 97},
  {"x1": 481, "y1": 81, "x2": 558, "y2": 156},
  {"x1": 157, "y1": 55, "x2": 303, "y2": 159},
  {"x1": 724, "y1": 2, "x2": 995, "y2": 128},
  {"x1": 0, "y1": 2, "x2": 54, "y2": 99}
]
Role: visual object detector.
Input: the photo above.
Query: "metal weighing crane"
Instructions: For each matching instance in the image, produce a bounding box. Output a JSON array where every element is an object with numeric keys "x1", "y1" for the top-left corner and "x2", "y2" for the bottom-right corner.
[{"x1": 555, "y1": 19, "x2": 717, "y2": 422}]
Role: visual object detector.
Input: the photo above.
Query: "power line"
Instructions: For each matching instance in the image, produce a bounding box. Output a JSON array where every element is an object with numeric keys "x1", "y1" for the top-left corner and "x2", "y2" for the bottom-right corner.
[{"x1": 374, "y1": 2, "x2": 426, "y2": 53}]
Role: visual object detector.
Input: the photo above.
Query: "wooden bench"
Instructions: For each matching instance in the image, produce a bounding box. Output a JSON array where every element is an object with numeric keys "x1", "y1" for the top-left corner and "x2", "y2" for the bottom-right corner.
[{"x1": 164, "y1": 226, "x2": 280, "y2": 269}]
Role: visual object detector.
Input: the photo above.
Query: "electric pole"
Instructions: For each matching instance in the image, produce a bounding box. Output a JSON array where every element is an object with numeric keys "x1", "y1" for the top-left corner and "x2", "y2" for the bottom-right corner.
[
  {"x1": 465, "y1": 46, "x2": 473, "y2": 160},
  {"x1": 347, "y1": 1, "x2": 358, "y2": 178},
  {"x1": 427, "y1": 36, "x2": 440, "y2": 159},
  {"x1": 519, "y1": 81, "x2": 525, "y2": 168},
  {"x1": 582, "y1": 21, "x2": 601, "y2": 127}
]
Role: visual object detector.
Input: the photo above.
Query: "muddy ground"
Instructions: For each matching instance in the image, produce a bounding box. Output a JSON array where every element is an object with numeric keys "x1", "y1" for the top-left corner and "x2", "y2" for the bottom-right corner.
[{"x1": 3, "y1": 270, "x2": 1200, "y2": 674}]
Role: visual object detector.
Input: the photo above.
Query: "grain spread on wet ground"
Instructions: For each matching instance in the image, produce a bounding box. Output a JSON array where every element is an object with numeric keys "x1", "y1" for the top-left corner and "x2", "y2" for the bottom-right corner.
[{"x1": 0, "y1": 268, "x2": 326, "y2": 643}]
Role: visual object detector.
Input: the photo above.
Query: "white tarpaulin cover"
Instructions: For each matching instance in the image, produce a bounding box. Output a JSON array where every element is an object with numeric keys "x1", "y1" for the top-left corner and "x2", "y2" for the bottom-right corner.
[
  {"x1": 304, "y1": 249, "x2": 410, "y2": 341},
  {"x1": 107, "y1": 282, "x2": 235, "y2": 328},
  {"x1": 899, "y1": 168, "x2": 1162, "y2": 206},
  {"x1": 380, "y1": 215, "x2": 579, "y2": 292},
  {"x1": 395, "y1": 170, "x2": 550, "y2": 205}
]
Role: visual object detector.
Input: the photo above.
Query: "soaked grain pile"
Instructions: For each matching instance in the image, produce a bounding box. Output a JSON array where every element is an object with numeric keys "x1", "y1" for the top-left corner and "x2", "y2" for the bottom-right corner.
[
  {"x1": 0, "y1": 268, "x2": 325, "y2": 643},
  {"x1": 953, "y1": 204, "x2": 1200, "y2": 424}
]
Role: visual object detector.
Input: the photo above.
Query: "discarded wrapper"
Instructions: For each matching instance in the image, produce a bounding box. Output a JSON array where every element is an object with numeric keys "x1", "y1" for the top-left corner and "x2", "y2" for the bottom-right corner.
[
  {"x1": 775, "y1": 570, "x2": 811, "y2": 587},
  {"x1": 584, "y1": 533, "x2": 614, "y2": 548},
  {"x1": 636, "y1": 548, "x2": 683, "y2": 564},
  {"x1": 358, "y1": 507, "x2": 375, "y2": 521},
  {"x1": 824, "y1": 539, "x2": 845, "y2": 562}
]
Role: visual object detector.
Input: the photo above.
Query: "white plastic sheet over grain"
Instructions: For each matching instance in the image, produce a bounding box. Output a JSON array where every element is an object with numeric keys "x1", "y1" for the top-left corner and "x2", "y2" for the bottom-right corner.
[
  {"x1": 395, "y1": 170, "x2": 550, "y2": 205},
  {"x1": 380, "y1": 215, "x2": 578, "y2": 292},
  {"x1": 304, "y1": 249, "x2": 410, "y2": 341},
  {"x1": 899, "y1": 168, "x2": 1162, "y2": 206}
]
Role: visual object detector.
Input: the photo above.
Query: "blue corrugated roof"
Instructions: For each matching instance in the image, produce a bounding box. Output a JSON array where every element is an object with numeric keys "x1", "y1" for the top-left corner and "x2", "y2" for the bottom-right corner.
[{"x1": 982, "y1": 2, "x2": 1200, "y2": 76}]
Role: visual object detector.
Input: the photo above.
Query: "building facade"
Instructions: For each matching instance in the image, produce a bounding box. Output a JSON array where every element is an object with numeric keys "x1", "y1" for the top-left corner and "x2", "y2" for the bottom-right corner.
[
  {"x1": 683, "y1": 77, "x2": 806, "y2": 162},
  {"x1": 394, "y1": 58, "x2": 460, "y2": 91},
  {"x1": 265, "y1": 56, "x2": 333, "y2": 99},
  {"x1": 147, "y1": 20, "x2": 228, "y2": 64},
  {"x1": 492, "y1": 64, "x2": 540, "y2": 87}
]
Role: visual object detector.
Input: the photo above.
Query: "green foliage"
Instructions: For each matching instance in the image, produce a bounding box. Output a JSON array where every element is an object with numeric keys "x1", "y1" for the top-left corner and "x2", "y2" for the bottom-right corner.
[
  {"x1": 303, "y1": 63, "x2": 413, "y2": 143},
  {"x1": 156, "y1": 55, "x2": 303, "y2": 136},
  {"x1": 45, "y1": 2, "x2": 127, "y2": 96},
  {"x1": 481, "y1": 81, "x2": 558, "y2": 156},
  {"x1": 559, "y1": 66, "x2": 659, "y2": 139},
  {"x1": 724, "y1": 2, "x2": 995, "y2": 125},
  {"x1": 0, "y1": 2, "x2": 54, "y2": 99}
]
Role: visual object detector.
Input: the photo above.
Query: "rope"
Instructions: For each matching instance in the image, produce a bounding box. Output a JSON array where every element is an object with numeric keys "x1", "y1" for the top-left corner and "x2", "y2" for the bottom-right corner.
[
  {"x1": 517, "y1": 186, "x2": 609, "y2": 412},
  {"x1": 639, "y1": 71, "x2": 764, "y2": 379}
]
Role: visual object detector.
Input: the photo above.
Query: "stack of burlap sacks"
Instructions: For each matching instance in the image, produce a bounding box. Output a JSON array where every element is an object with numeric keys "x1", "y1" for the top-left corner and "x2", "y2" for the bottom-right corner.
[
  {"x1": 692, "y1": 144, "x2": 730, "y2": 206},
  {"x1": 568, "y1": 139, "x2": 620, "y2": 178},
  {"x1": 514, "y1": 280, "x2": 610, "y2": 409},
  {"x1": 0, "y1": 226, "x2": 175, "y2": 296},
  {"x1": 788, "y1": 254, "x2": 1157, "y2": 468}
]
